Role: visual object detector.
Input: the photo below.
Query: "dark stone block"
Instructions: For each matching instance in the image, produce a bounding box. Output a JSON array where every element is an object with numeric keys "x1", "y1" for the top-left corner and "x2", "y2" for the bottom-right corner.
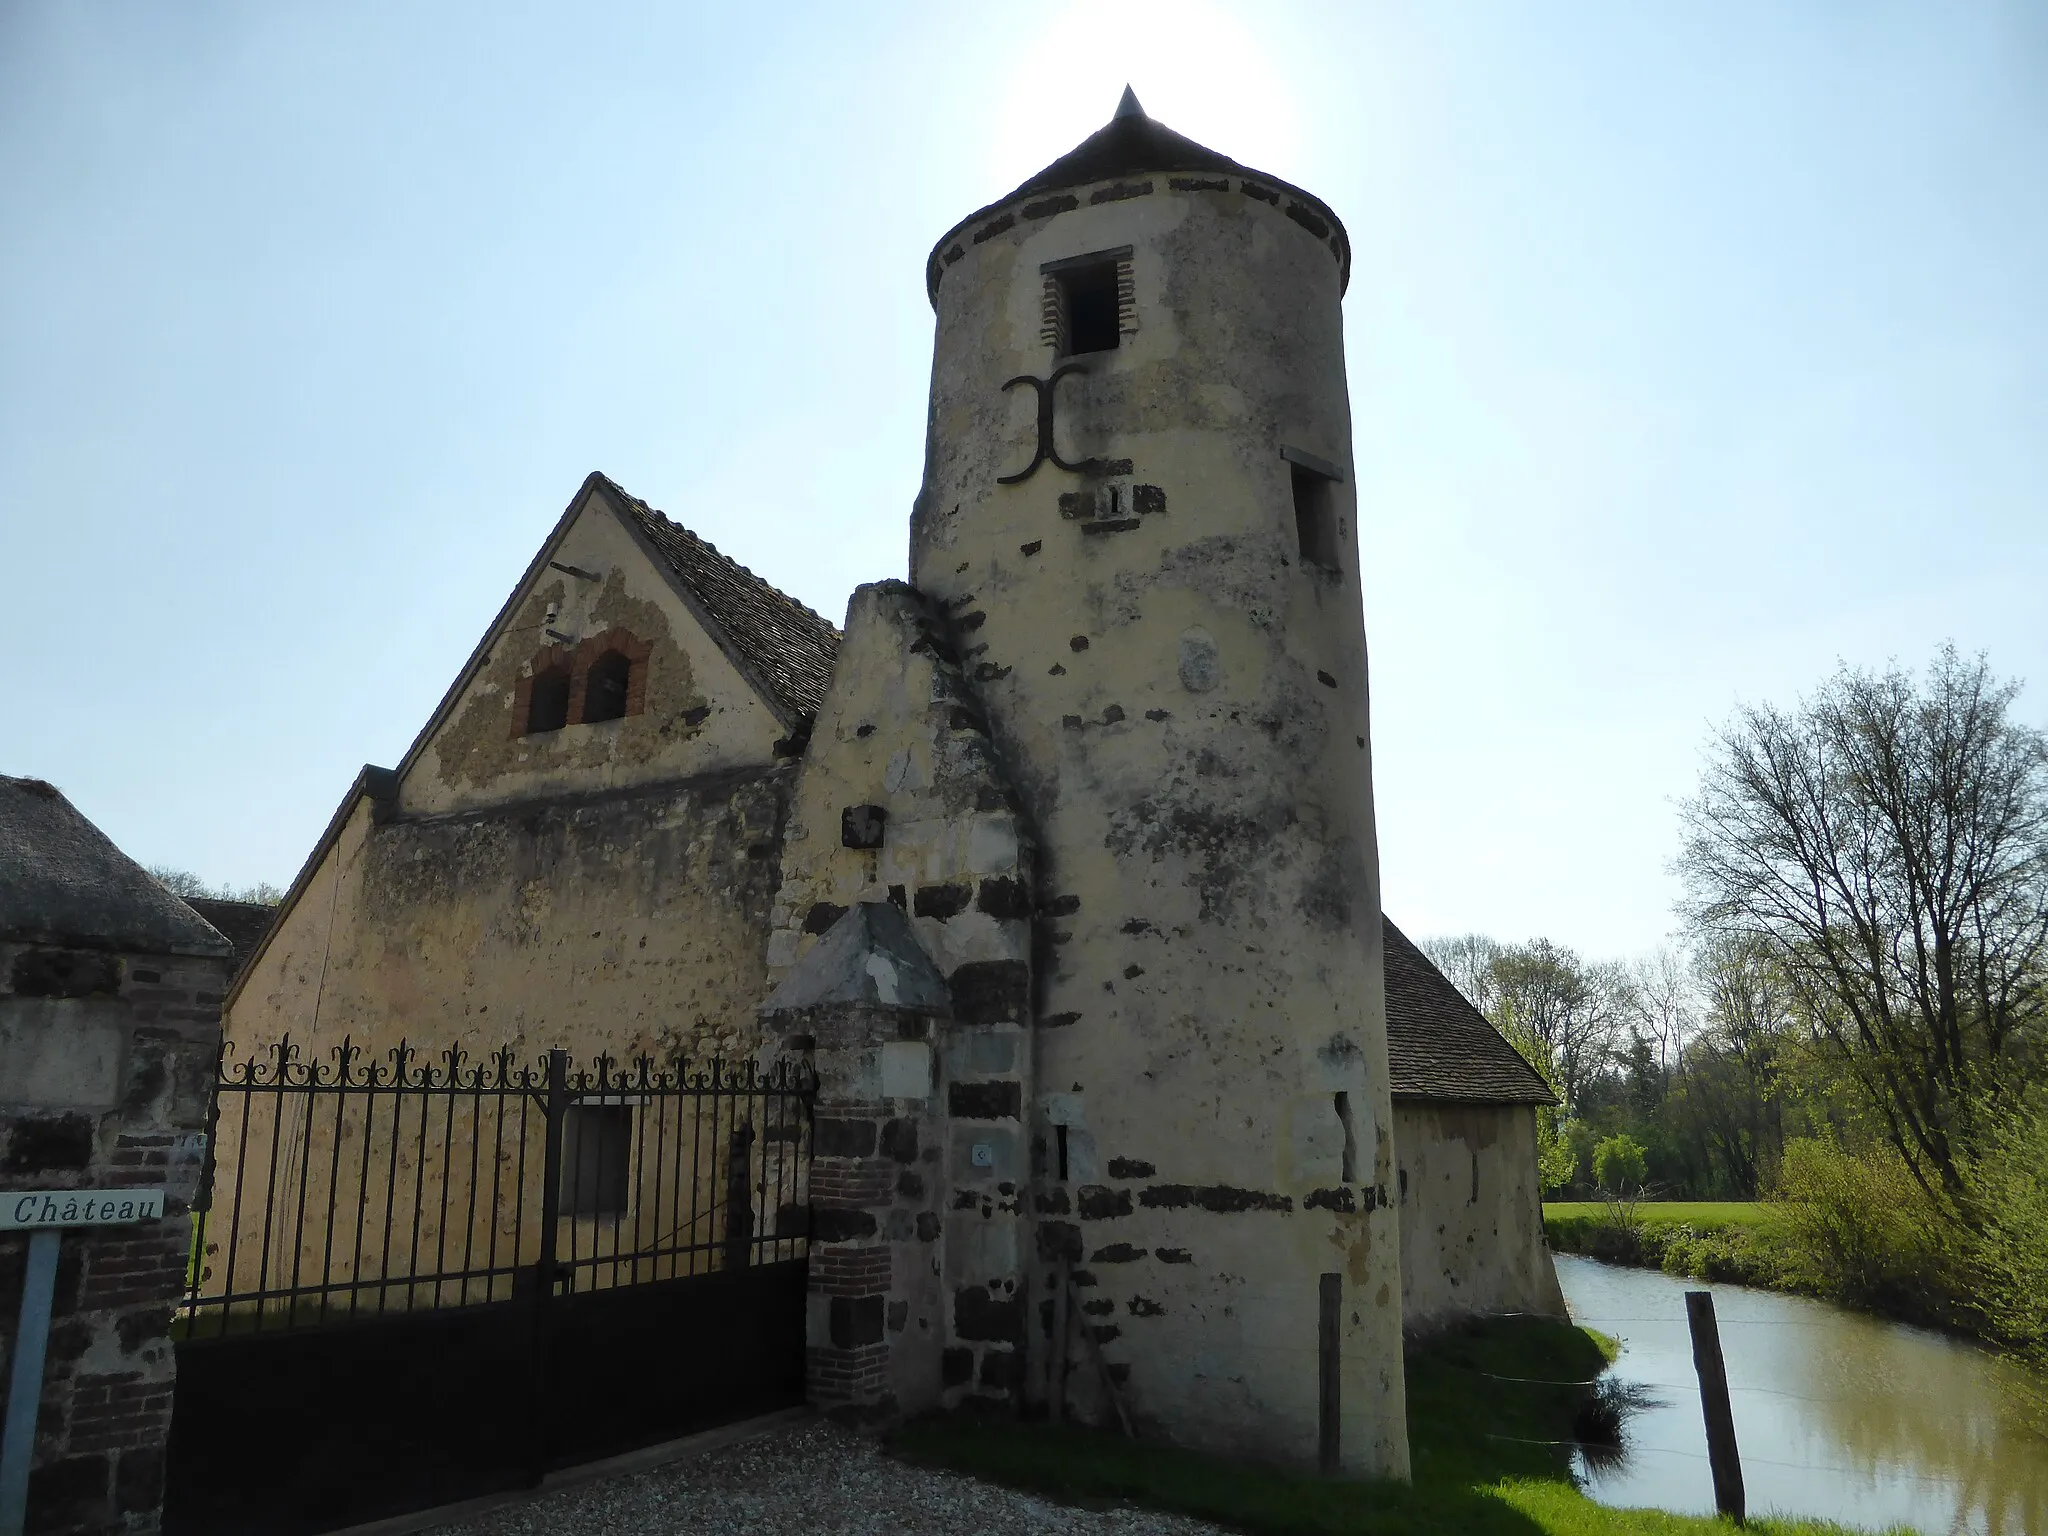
[
  {"x1": 976, "y1": 877, "x2": 1031, "y2": 921},
  {"x1": 1168, "y1": 176, "x2": 1230, "y2": 192},
  {"x1": 880, "y1": 1118, "x2": 919, "y2": 1163},
  {"x1": 811, "y1": 1207, "x2": 879, "y2": 1243},
  {"x1": 948, "y1": 1080, "x2": 1021, "y2": 1120},
  {"x1": 895, "y1": 1170, "x2": 925, "y2": 1201},
  {"x1": 948, "y1": 961, "x2": 1029, "y2": 1025},
  {"x1": 942, "y1": 1346, "x2": 974, "y2": 1386},
  {"x1": 1286, "y1": 201, "x2": 1331, "y2": 239},
  {"x1": 1035, "y1": 1221, "x2": 1082, "y2": 1263},
  {"x1": 1044, "y1": 1012, "x2": 1081, "y2": 1028},
  {"x1": 10, "y1": 948, "x2": 120, "y2": 998},
  {"x1": 1090, "y1": 1323, "x2": 1121, "y2": 1344},
  {"x1": 1089, "y1": 180, "x2": 1152, "y2": 204},
  {"x1": 1305, "y1": 1186, "x2": 1358, "y2": 1214},
  {"x1": 1020, "y1": 540, "x2": 1043, "y2": 556},
  {"x1": 841, "y1": 805, "x2": 887, "y2": 850},
  {"x1": 915, "y1": 1211, "x2": 942, "y2": 1242},
  {"x1": 1106, "y1": 1158, "x2": 1154, "y2": 1179},
  {"x1": 887, "y1": 1300, "x2": 909, "y2": 1333},
  {"x1": 1134, "y1": 484, "x2": 1167, "y2": 515},
  {"x1": 26, "y1": 1454, "x2": 109, "y2": 1531},
  {"x1": 1139, "y1": 1184, "x2": 1293, "y2": 1214},
  {"x1": 1022, "y1": 194, "x2": 1078, "y2": 218},
  {"x1": 830, "y1": 1295, "x2": 886, "y2": 1348},
  {"x1": 972, "y1": 213, "x2": 1015, "y2": 244},
  {"x1": 1082, "y1": 1297, "x2": 1114, "y2": 1317},
  {"x1": 1081, "y1": 518, "x2": 1142, "y2": 535},
  {"x1": 1240, "y1": 179, "x2": 1280, "y2": 204},
  {"x1": 1069, "y1": 634, "x2": 1090, "y2": 651},
  {"x1": 956, "y1": 611, "x2": 987, "y2": 632},
  {"x1": 979, "y1": 1347, "x2": 1024, "y2": 1390},
  {"x1": 1156, "y1": 1247, "x2": 1193, "y2": 1264},
  {"x1": 3, "y1": 1113, "x2": 94, "y2": 1173},
  {"x1": 1058, "y1": 491, "x2": 1092, "y2": 520},
  {"x1": 1077, "y1": 1185, "x2": 1131, "y2": 1220},
  {"x1": 954, "y1": 1285, "x2": 1023, "y2": 1344},
  {"x1": 115, "y1": 1447, "x2": 166, "y2": 1515},
  {"x1": 814, "y1": 1118, "x2": 877, "y2": 1158},
  {"x1": 887, "y1": 884, "x2": 906, "y2": 908},
  {"x1": 1317, "y1": 670, "x2": 1338, "y2": 688},
  {"x1": 115, "y1": 1306, "x2": 170, "y2": 1356},
  {"x1": 1090, "y1": 1243, "x2": 1146, "y2": 1263},
  {"x1": 950, "y1": 706, "x2": 985, "y2": 733},
  {"x1": 1043, "y1": 894, "x2": 1081, "y2": 917},
  {"x1": 804, "y1": 902, "x2": 848, "y2": 935},
  {"x1": 1121, "y1": 963, "x2": 1143, "y2": 979},
  {"x1": 914, "y1": 883, "x2": 972, "y2": 922},
  {"x1": 1034, "y1": 1188, "x2": 1071, "y2": 1216},
  {"x1": 1127, "y1": 1295, "x2": 1166, "y2": 1318}
]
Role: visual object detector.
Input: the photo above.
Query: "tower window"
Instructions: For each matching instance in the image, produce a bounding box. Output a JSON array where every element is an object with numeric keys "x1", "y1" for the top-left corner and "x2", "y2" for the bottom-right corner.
[
  {"x1": 526, "y1": 667, "x2": 571, "y2": 734},
  {"x1": 581, "y1": 650, "x2": 632, "y2": 723},
  {"x1": 1041, "y1": 246, "x2": 1134, "y2": 356},
  {"x1": 1292, "y1": 464, "x2": 1340, "y2": 574}
]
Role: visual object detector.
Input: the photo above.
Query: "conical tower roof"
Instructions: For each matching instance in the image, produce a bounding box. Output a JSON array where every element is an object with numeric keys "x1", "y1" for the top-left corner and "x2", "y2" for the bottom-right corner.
[{"x1": 927, "y1": 87, "x2": 1348, "y2": 303}]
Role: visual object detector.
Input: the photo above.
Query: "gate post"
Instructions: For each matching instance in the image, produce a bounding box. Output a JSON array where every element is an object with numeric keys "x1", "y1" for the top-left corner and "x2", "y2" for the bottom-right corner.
[{"x1": 523, "y1": 1047, "x2": 570, "y2": 1483}]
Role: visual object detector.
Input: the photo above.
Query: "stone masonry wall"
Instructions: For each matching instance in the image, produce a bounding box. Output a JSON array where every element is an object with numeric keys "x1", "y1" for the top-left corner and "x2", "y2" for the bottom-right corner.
[{"x1": 0, "y1": 940, "x2": 224, "y2": 1536}]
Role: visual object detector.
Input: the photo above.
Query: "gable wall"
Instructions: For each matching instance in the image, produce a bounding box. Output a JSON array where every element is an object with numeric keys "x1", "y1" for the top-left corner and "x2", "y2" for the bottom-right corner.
[
  {"x1": 1393, "y1": 1101, "x2": 1566, "y2": 1334},
  {"x1": 402, "y1": 499, "x2": 789, "y2": 818}
]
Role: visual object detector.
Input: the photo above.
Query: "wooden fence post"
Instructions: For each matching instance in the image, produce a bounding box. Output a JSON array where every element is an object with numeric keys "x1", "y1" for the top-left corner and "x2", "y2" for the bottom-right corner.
[{"x1": 1685, "y1": 1290, "x2": 1744, "y2": 1525}]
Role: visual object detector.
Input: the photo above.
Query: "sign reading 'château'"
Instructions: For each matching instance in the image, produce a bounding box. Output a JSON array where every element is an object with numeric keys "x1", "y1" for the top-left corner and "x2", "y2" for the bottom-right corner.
[{"x1": 0, "y1": 1188, "x2": 165, "y2": 1230}]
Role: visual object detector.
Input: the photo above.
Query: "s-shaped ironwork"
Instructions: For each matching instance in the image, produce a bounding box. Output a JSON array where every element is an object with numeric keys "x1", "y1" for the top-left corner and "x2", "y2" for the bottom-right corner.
[{"x1": 997, "y1": 363, "x2": 1094, "y2": 484}]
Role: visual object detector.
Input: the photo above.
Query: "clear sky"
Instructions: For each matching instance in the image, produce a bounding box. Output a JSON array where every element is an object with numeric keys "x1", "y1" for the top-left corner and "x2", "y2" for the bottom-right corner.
[{"x1": 4, "y1": 2, "x2": 2043, "y2": 960}]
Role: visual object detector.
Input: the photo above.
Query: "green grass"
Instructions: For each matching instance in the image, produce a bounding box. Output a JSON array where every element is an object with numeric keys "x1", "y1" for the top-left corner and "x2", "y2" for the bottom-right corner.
[
  {"x1": 1543, "y1": 1202, "x2": 1774, "y2": 1229},
  {"x1": 891, "y1": 1317, "x2": 1886, "y2": 1535}
]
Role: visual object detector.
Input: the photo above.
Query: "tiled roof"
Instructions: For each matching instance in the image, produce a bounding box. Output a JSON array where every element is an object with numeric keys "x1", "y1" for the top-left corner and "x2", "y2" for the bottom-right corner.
[
  {"x1": 927, "y1": 89, "x2": 1349, "y2": 302},
  {"x1": 0, "y1": 776, "x2": 232, "y2": 958},
  {"x1": 602, "y1": 478, "x2": 841, "y2": 727},
  {"x1": 1384, "y1": 917, "x2": 1555, "y2": 1106},
  {"x1": 182, "y1": 898, "x2": 277, "y2": 982}
]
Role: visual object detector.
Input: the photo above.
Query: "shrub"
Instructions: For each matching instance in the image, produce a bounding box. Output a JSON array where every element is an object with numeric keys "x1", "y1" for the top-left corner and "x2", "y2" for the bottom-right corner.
[
  {"x1": 1969, "y1": 1102, "x2": 2048, "y2": 1361},
  {"x1": 1767, "y1": 1136, "x2": 1964, "y2": 1322}
]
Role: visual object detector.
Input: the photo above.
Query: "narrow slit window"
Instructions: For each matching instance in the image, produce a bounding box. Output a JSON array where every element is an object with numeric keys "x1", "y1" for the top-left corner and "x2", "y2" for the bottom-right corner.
[
  {"x1": 1292, "y1": 464, "x2": 1340, "y2": 573},
  {"x1": 1056, "y1": 1124, "x2": 1070, "y2": 1183},
  {"x1": 1335, "y1": 1092, "x2": 1358, "y2": 1184},
  {"x1": 1058, "y1": 261, "x2": 1122, "y2": 356},
  {"x1": 562, "y1": 1104, "x2": 631, "y2": 1218},
  {"x1": 526, "y1": 667, "x2": 571, "y2": 734},
  {"x1": 582, "y1": 650, "x2": 632, "y2": 723}
]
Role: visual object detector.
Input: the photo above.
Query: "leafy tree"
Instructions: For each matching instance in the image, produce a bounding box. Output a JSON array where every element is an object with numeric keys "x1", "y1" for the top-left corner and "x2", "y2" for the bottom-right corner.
[
  {"x1": 1592, "y1": 1134, "x2": 1648, "y2": 1196},
  {"x1": 1677, "y1": 645, "x2": 2048, "y2": 1206}
]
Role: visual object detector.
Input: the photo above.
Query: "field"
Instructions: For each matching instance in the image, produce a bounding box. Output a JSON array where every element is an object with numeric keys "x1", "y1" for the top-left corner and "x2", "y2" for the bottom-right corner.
[{"x1": 892, "y1": 1316, "x2": 1875, "y2": 1535}]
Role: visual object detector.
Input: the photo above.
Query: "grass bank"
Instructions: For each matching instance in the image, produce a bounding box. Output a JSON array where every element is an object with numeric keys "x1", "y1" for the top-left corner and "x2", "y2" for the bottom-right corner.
[
  {"x1": 892, "y1": 1317, "x2": 1875, "y2": 1535},
  {"x1": 1544, "y1": 1202, "x2": 1791, "y2": 1292}
]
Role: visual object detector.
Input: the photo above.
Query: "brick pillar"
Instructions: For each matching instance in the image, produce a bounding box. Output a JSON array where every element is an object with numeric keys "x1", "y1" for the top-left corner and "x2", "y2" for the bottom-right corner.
[{"x1": 780, "y1": 1002, "x2": 949, "y2": 1422}]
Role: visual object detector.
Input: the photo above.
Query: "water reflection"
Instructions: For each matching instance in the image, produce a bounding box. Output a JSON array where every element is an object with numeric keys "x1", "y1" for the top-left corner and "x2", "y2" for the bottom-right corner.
[{"x1": 1556, "y1": 1254, "x2": 2048, "y2": 1536}]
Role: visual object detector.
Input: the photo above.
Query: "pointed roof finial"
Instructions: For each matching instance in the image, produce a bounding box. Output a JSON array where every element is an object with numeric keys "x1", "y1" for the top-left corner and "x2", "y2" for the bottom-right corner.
[{"x1": 1115, "y1": 84, "x2": 1145, "y2": 120}]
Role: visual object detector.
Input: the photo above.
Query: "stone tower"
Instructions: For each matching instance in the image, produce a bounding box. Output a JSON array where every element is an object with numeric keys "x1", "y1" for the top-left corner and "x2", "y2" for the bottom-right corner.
[{"x1": 912, "y1": 90, "x2": 1410, "y2": 1474}]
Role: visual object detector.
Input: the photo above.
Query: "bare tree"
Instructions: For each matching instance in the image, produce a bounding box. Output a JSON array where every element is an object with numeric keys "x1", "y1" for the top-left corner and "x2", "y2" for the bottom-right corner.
[
  {"x1": 1677, "y1": 646, "x2": 2048, "y2": 1204},
  {"x1": 148, "y1": 865, "x2": 285, "y2": 906},
  {"x1": 1629, "y1": 945, "x2": 1699, "y2": 1078},
  {"x1": 1418, "y1": 932, "x2": 1503, "y2": 1014}
]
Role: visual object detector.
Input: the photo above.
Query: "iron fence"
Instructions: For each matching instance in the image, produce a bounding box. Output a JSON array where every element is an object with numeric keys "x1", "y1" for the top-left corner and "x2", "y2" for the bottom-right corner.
[{"x1": 181, "y1": 1036, "x2": 815, "y2": 1336}]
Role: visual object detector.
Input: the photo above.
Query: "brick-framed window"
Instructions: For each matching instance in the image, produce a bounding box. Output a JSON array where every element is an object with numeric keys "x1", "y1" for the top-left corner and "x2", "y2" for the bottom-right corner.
[
  {"x1": 1041, "y1": 246, "x2": 1136, "y2": 356},
  {"x1": 509, "y1": 627, "x2": 654, "y2": 738}
]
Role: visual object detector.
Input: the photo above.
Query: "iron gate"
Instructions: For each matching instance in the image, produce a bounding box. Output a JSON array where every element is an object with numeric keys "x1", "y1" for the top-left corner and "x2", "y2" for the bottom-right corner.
[{"x1": 163, "y1": 1037, "x2": 814, "y2": 1536}]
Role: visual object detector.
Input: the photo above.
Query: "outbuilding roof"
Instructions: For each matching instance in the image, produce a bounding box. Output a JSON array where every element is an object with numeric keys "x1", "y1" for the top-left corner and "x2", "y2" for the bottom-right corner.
[
  {"x1": 1384, "y1": 917, "x2": 1555, "y2": 1106},
  {"x1": 0, "y1": 776, "x2": 232, "y2": 958},
  {"x1": 182, "y1": 898, "x2": 278, "y2": 981}
]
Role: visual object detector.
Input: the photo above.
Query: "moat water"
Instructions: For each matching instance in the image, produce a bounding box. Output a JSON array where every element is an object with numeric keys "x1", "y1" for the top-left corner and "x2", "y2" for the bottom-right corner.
[{"x1": 1556, "y1": 1254, "x2": 2048, "y2": 1535}]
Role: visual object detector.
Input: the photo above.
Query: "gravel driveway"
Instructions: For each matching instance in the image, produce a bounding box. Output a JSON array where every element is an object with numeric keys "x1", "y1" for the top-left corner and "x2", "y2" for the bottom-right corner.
[{"x1": 435, "y1": 1416, "x2": 1226, "y2": 1535}]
